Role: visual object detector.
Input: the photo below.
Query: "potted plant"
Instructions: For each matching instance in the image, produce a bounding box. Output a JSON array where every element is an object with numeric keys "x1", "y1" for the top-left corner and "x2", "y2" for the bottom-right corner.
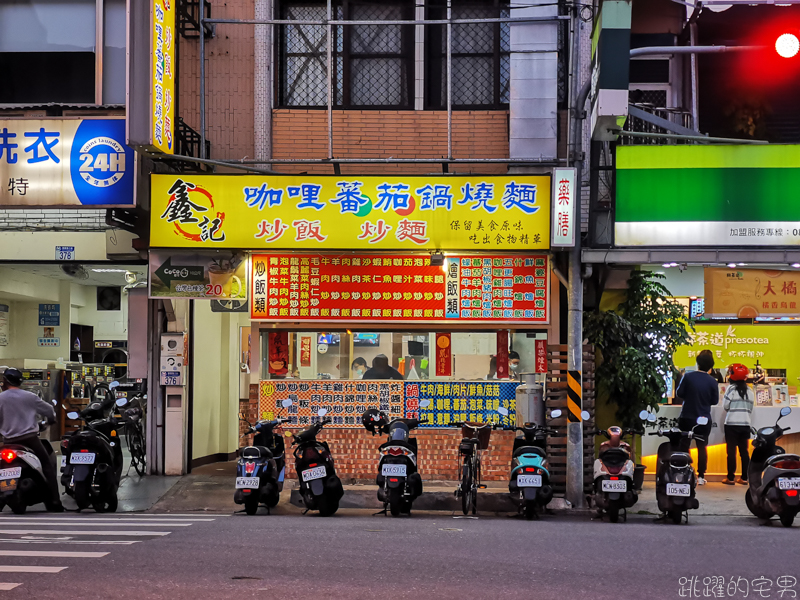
[{"x1": 584, "y1": 270, "x2": 694, "y2": 490}]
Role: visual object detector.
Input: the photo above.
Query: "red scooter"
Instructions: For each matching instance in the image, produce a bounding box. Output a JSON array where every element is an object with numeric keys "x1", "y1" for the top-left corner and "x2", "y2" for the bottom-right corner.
[{"x1": 589, "y1": 425, "x2": 640, "y2": 522}]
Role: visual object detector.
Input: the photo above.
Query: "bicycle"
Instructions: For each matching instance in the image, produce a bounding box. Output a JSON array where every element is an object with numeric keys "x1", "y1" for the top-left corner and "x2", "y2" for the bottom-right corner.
[
  {"x1": 118, "y1": 393, "x2": 147, "y2": 476},
  {"x1": 454, "y1": 421, "x2": 492, "y2": 515}
]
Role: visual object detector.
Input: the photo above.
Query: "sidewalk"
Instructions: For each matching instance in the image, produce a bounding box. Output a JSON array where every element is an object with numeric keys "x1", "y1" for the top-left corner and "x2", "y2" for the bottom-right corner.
[{"x1": 149, "y1": 460, "x2": 755, "y2": 517}]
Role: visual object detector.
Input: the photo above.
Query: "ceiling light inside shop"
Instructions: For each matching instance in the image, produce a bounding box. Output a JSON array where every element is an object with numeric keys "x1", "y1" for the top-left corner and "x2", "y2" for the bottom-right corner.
[
  {"x1": 727, "y1": 263, "x2": 737, "y2": 268},
  {"x1": 662, "y1": 263, "x2": 671, "y2": 268},
  {"x1": 92, "y1": 269, "x2": 130, "y2": 273}
]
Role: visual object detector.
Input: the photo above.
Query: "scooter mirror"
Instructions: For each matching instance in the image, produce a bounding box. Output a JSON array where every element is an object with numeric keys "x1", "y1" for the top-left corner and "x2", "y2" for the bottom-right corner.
[
  {"x1": 550, "y1": 409, "x2": 563, "y2": 419},
  {"x1": 115, "y1": 398, "x2": 127, "y2": 407},
  {"x1": 648, "y1": 413, "x2": 657, "y2": 423},
  {"x1": 639, "y1": 409, "x2": 650, "y2": 421},
  {"x1": 67, "y1": 411, "x2": 79, "y2": 420},
  {"x1": 580, "y1": 410, "x2": 591, "y2": 421},
  {"x1": 419, "y1": 399, "x2": 431, "y2": 408},
  {"x1": 696, "y1": 416, "x2": 709, "y2": 426},
  {"x1": 497, "y1": 406, "x2": 510, "y2": 417},
  {"x1": 281, "y1": 399, "x2": 293, "y2": 408},
  {"x1": 109, "y1": 381, "x2": 120, "y2": 389},
  {"x1": 317, "y1": 408, "x2": 328, "y2": 417},
  {"x1": 780, "y1": 406, "x2": 792, "y2": 417}
]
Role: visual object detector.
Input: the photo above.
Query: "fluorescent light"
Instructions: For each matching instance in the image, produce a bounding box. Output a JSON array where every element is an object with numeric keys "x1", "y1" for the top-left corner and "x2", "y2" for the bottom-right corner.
[
  {"x1": 91, "y1": 269, "x2": 129, "y2": 273},
  {"x1": 662, "y1": 263, "x2": 671, "y2": 268},
  {"x1": 727, "y1": 263, "x2": 737, "y2": 268},
  {"x1": 793, "y1": 263, "x2": 800, "y2": 268}
]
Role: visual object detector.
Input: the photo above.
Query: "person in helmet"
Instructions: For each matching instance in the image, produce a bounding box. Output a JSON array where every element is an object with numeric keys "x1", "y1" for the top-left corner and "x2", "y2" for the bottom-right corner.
[
  {"x1": 722, "y1": 363, "x2": 754, "y2": 486},
  {"x1": 0, "y1": 368, "x2": 64, "y2": 511}
]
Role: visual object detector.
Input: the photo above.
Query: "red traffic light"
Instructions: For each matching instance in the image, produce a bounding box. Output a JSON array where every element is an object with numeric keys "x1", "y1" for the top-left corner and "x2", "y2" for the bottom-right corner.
[{"x1": 776, "y1": 33, "x2": 800, "y2": 58}]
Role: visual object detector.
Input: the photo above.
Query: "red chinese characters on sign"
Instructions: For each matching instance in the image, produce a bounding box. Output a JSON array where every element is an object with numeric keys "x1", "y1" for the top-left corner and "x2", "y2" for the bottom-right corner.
[
  {"x1": 435, "y1": 333, "x2": 452, "y2": 377},
  {"x1": 250, "y1": 253, "x2": 549, "y2": 323},
  {"x1": 551, "y1": 168, "x2": 575, "y2": 247},
  {"x1": 300, "y1": 336, "x2": 312, "y2": 367},
  {"x1": 268, "y1": 331, "x2": 289, "y2": 376},
  {"x1": 535, "y1": 339, "x2": 548, "y2": 373}
]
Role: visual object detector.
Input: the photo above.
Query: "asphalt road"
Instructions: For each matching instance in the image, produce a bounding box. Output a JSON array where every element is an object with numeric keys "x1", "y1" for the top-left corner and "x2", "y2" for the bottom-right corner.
[{"x1": 0, "y1": 509, "x2": 797, "y2": 600}]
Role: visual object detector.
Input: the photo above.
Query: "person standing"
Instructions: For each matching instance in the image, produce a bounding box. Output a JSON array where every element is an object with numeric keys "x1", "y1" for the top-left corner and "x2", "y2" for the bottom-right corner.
[
  {"x1": 722, "y1": 363, "x2": 754, "y2": 485},
  {"x1": 676, "y1": 349, "x2": 718, "y2": 485}
]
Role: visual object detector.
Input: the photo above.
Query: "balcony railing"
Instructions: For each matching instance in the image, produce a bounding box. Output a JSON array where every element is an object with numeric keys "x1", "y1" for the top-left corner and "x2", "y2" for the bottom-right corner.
[{"x1": 619, "y1": 103, "x2": 695, "y2": 145}]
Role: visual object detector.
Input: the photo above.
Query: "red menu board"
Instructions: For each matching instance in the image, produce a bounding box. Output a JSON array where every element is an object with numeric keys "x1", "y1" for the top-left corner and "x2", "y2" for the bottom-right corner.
[{"x1": 250, "y1": 253, "x2": 548, "y2": 324}]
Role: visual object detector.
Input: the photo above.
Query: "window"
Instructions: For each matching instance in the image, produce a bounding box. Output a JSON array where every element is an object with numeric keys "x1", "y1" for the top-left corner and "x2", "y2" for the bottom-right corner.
[
  {"x1": 278, "y1": 0, "x2": 415, "y2": 108},
  {"x1": 426, "y1": 0, "x2": 510, "y2": 109},
  {"x1": 0, "y1": 0, "x2": 125, "y2": 105}
]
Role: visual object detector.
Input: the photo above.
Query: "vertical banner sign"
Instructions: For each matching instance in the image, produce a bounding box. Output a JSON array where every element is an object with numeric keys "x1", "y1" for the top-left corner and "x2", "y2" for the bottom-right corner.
[
  {"x1": 435, "y1": 333, "x2": 452, "y2": 377},
  {"x1": 0, "y1": 304, "x2": 8, "y2": 347},
  {"x1": 268, "y1": 331, "x2": 289, "y2": 376},
  {"x1": 551, "y1": 167, "x2": 576, "y2": 247},
  {"x1": 534, "y1": 339, "x2": 548, "y2": 373},
  {"x1": 300, "y1": 336, "x2": 312, "y2": 367},
  {"x1": 496, "y1": 330, "x2": 509, "y2": 379},
  {"x1": 152, "y1": 0, "x2": 175, "y2": 153}
]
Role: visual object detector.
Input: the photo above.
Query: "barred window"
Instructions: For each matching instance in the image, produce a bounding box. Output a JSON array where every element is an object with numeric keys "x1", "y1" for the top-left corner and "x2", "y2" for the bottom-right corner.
[
  {"x1": 278, "y1": 0, "x2": 414, "y2": 108},
  {"x1": 425, "y1": 0, "x2": 510, "y2": 109}
]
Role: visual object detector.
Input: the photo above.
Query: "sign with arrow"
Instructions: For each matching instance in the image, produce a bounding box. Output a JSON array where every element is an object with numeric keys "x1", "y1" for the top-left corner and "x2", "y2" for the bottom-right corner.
[{"x1": 148, "y1": 251, "x2": 248, "y2": 301}]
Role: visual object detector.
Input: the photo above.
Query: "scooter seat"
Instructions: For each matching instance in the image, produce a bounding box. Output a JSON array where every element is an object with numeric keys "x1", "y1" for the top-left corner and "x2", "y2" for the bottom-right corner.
[
  {"x1": 513, "y1": 446, "x2": 545, "y2": 459},
  {"x1": 242, "y1": 446, "x2": 273, "y2": 460},
  {"x1": 765, "y1": 453, "x2": 800, "y2": 467}
]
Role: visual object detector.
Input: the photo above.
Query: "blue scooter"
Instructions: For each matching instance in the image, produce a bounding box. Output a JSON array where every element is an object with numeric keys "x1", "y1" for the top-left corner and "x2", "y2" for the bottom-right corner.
[{"x1": 499, "y1": 407, "x2": 565, "y2": 520}]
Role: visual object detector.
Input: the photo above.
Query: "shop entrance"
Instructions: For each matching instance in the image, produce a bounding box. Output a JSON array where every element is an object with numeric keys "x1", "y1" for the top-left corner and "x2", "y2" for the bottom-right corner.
[{"x1": 0, "y1": 262, "x2": 148, "y2": 471}]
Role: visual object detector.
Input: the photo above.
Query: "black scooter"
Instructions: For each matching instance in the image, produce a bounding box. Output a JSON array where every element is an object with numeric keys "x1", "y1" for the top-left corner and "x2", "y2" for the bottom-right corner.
[
  {"x1": 362, "y1": 405, "x2": 428, "y2": 517},
  {"x1": 0, "y1": 415, "x2": 58, "y2": 514},
  {"x1": 235, "y1": 399, "x2": 291, "y2": 515},
  {"x1": 61, "y1": 383, "x2": 124, "y2": 512},
  {"x1": 746, "y1": 406, "x2": 800, "y2": 527},
  {"x1": 647, "y1": 414, "x2": 706, "y2": 524},
  {"x1": 292, "y1": 408, "x2": 344, "y2": 516}
]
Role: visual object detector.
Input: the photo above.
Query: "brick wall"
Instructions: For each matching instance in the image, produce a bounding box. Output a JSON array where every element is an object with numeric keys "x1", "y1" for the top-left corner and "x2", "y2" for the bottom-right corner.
[{"x1": 272, "y1": 109, "x2": 510, "y2": 175}]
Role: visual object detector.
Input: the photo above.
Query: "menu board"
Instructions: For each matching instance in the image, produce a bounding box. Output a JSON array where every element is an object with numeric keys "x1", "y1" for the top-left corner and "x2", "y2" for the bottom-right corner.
[
  {"x1": 250, "y1": 253, "x2": 548, "y2": 324},
  {"x1": 405, "y1": 381, "x2": 517, "y2": 427}
]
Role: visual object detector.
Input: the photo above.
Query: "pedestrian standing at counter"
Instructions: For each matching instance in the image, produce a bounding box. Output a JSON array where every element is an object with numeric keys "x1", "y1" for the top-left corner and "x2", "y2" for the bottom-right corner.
[
  {"x1": 722, "y1": 363, "x2": 754, "y2": 486},
  {"x1": 676, "y1": 349, "x2": 718, "y2": 485}
]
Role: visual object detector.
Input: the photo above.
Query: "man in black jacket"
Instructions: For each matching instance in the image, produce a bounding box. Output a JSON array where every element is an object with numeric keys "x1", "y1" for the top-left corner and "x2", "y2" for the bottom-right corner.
[{"x1": 675, "y1": 350, "x2": 718, "y2": 485}]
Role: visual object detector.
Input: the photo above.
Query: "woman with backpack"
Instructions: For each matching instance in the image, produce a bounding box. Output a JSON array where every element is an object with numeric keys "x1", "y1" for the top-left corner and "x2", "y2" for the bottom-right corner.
[{"x1": 722, "y1": 363, "x2": 755, "y2": 485}]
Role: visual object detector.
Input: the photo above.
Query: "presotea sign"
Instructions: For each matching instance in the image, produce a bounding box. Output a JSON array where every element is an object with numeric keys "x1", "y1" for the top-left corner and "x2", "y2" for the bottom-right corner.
[
  {"x1": 615, "y1": 145, "x2": 800, "y2": 246},
  {"x1": 150, "y1": 175, "x2": 551, "y2": 251},
  {"x1": 250, "y1": 253, "x2": 549, "y2": 324}
]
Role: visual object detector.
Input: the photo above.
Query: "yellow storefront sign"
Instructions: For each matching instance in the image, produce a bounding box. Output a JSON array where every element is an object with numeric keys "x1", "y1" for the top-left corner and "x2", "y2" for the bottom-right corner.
[
  {"x1": 705, "y1": 267, "x2": 800, "y2": 318},
  {"x1": 152, "y1": 0, "x2": 175, "y2": 153},
  {"x1": 150, "y1": 174, "x2": 551, "y2": 250}
]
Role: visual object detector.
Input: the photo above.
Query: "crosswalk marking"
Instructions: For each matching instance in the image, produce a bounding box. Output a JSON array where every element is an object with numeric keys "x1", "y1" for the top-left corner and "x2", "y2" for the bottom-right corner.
[
  {"x1": 125, "y1": 513, "x2": 230, "y2": 517},
  {"x1": 0, "y1": 539, "x2": 139, "y2": 545},
  {"x1": 0, "y1": 584, "x2": 20, "y2": 591},
  {"x1": 0, "y1": 566, "x2": 67, "y2": 573},
  {"x1": 0, "y1": 551, "x2": 108, "y2": 558},
  {"x1": 0, "y1": 530, "x2": 169, "y2": 537},
  {"x1": 0, "y1": 521, "x2": 192, "y2": 527},
  {"x1": 0, "y1": 517, "x2": 213, "y2": 523}
]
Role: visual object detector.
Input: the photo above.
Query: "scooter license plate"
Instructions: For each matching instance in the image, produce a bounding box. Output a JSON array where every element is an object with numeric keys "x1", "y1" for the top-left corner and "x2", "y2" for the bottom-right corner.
[
  {"x1": 0, "y1": 467, "x2": 22, "y2": 480},
  {"x1": 601, "y1": 479, "x2": 627, "y2": 492},
  {"x1": 517, "y1": 474, "x2": 542, "y2": 488},
  {"x1": 236, "y1": 477, "x2": 260, "y2": 489},
  {"x1": 70, "y1": 452, "x2": 96, "y2": 465},
  {"x1": 666, "y1": 483, "x2": 691, "y2": 497},
  {"x1": 382, "y1": 464, "x2": 407, "y2": 477},
  {"x1": 778, "y1": 477, "x2": 800, "y2": 490},
  {"x1": 301, "y1": 466, "x2": 326, "y2": 482}
]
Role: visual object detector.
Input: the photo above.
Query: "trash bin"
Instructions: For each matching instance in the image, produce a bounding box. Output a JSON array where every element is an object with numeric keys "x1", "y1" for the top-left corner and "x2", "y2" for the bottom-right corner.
[{"x1": 515, "y1": 373, "x2": 544, "y2": 426}]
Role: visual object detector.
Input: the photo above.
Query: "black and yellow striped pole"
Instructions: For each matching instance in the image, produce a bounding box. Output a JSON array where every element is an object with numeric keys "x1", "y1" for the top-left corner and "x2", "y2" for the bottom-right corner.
[{"x1": 567, "y1": 370, "x2": 582, "y2": 423}]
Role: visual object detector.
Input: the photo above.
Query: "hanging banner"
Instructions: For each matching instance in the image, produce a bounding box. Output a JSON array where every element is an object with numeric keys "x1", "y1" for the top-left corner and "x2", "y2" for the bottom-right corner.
[
  {"x1": 705, "y1": 268, "x2": 800, "y2": 318},
  {"x1": 551, "y1": 168, "x2": 576, "y2": 247},
  {"x1": 150, "y1": 175, "x2": 551, "y2": 251},
  {"x1": 496, "y1": 331, "x2": 509, "y2": 379},
  {"x1": 148, "y1": 251, "x2": 248, "y2": 300},
  {"x1": 300, "y1": 336, "x2": 312, "y2": 367},
  {"x1": 0, "y1": 119, "x2": 134, "y2": 207},
  {"x1": 268, "y1": 332, "x2": 289, "y2": 376},
  {"x1": 0, "y1": 304, "x2": 8, "y2": 347},
  {"x1": 259, "y1": 379, "x2": 404, "y2": 428},
  {"x1": 250, "y1": 253, "x2": 549, "y2": 324},
  {"x1": 406, "y1": 381, "x2": 518, "y2": 427},
  {"x1": 535, "y1": 339, "x2": 548, "y2": 373},
  {"x1": 435, "y1": 333, "x2": 452, "y2": 377}
]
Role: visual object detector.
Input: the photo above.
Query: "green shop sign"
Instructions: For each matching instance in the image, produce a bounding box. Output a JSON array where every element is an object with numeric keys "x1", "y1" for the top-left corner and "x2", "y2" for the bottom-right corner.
[{"x1": 615, "y1": 145, "x2": 800, "y2": 246}]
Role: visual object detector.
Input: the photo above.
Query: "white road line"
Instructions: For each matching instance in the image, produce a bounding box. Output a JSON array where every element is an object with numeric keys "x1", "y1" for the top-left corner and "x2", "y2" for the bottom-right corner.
[
  {"x1": 0, "y1": 530, "x2": 169, "y2": 537},
  {"x1": 0, "y1": 517, "x2": 213, "y2": 523},
  {"x1": 0, "y1": 566, "x2": 67, "y2": 573},
  {"x1": 0, "y1": 521, "x2": 192, "y2": 527},
  {"x1": 0, "y1": 540, "x2": 139, "y2": 545},
  {"x1": 0, "y1": 583, "x2": 20, "y2": 591},
  {"x1": 0, "y1": 551, "x2": 108, "y2": 558},
  {"x1": 124, "y1": 513, "x2": 230, "y2": 517}
]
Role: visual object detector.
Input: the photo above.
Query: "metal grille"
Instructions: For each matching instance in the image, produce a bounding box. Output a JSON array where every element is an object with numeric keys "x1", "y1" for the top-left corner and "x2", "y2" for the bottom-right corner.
[
  {"x1": 628, "y1": 89, "x2": 667, "y2": 108},
  {"x1": 278, "y1": 1, "x2": 413, "y2": 108},
  {"x1": 427, "y1": 0, "x2": 510, "y2": 109}
]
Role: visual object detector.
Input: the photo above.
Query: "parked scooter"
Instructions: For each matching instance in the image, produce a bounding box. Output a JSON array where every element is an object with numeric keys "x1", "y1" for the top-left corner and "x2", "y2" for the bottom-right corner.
[
  {"x1": 362, "y1": 400, "x2": 430, "y2": 517},
  {"x1": 647, "y1": 413, "x2": 707, "y2": 524},
  {"x1": 0, "y1": 404, "x2": 58, "y2": 514},
  {"x1": 499, "y1": 406, "x2": 567, "y2": 520},
  {"x1": 292, "y1": 408, "x2": 344, "y2": 516},
  {"x1": 589, "y1": 423, "x2": 640, "y2": 523},
  {"x1": 61, "y1": 383, "x2": 124, "y2": 512},
  {"x1": 746, "y1": 406, "x2": 800, "y2": 527},
  {"x1": 234, "y1": 399, "x2": 291, "y2": 515}
]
